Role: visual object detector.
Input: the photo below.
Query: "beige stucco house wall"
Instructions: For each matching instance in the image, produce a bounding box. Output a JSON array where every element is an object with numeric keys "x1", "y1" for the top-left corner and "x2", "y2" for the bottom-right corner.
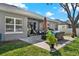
[{"x1": 58, "y1": 25, "x2": 68, "y2": 32}]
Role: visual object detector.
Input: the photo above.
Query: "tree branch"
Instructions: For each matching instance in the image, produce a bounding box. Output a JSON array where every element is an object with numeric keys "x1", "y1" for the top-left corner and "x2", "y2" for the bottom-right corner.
[
  {"x1": 65, "y1": 3, "x2": 74, "y2": 24},
  {"x1": 75, "y1": 12, "x2": 79, "y2": 24},
  {"x1": 60, "y1": 3, "x2": 75, "y2": 24},
  {"x1": 71, "y1": 3, "x2": 77, "y2": 20},
  {"x1": 60, "y1": 3, "x2": 67, "y2": 11},
  {"x1": 65, "y1": 3, "x2": 71, "y2": 14}
]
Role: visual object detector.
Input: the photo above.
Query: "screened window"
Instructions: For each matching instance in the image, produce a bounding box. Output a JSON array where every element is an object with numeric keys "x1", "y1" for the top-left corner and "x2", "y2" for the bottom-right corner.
[{"x1": 5, "y1": 17, "x2": 23, "y2": 33}]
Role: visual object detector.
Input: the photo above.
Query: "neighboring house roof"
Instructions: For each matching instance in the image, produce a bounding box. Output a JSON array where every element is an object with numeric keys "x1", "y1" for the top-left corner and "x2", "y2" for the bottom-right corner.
[
  {"x1": 0, "y1": 3, "x2": 63, "y2": 24},
  {"x1": 55, "y1": 19, "x2": 68, "y2": 25},
  {"x1": 66, "y1": 20, "x2": 71, "y2": 24}
]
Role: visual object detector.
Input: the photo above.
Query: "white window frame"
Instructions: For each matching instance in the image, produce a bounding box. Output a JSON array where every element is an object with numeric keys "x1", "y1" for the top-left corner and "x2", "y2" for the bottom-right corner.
[{"x1": 5, "y1": 16, "x2": 23, "y2": 34}]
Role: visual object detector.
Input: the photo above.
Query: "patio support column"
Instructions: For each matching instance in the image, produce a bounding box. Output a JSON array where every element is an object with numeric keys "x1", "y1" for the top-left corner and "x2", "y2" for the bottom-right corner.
[{"x1": 44, "y1": 17, "x2": 48, "y2": 32}]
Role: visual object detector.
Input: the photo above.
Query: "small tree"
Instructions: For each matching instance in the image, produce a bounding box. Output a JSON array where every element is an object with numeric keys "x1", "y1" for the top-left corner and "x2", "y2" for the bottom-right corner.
[
  {"x1": 46, "y1": 29, "x2": 57, "y2": 48},
  {"x1": 60, "y1": 3, "x2": 79, "y2": 37}
]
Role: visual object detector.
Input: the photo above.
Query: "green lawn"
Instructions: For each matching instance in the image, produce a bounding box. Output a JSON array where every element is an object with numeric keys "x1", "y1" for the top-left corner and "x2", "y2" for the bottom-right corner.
[
  {"x1": 0, "y1": 37, "x2": 79, "y2": 56},
  {"x1": 0, "y1": 40, "x2": 50, "y2": 56}
]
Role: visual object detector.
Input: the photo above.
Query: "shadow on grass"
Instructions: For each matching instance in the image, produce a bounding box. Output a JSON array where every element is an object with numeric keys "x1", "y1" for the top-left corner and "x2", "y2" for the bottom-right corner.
[
  {"x1": 50, "y1": 51, "x2": 62, "y2": 56},
  {"x1": 0, "y1": 40, "x2": 31, "y2": 55}
]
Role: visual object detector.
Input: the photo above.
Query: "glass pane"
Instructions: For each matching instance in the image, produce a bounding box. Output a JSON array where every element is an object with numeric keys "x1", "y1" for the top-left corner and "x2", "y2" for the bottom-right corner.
[
  {"x1": 6, "y1": 25, "x2": 14, "y2": 32},
  {"x1": 16, "y1": 19, "x2": 22, "y2": 24},
  {"x1": 16, "y1": 25, "x2": 22, "y2": 32},
  {"x1": 6, "y1": 18, "x2": 14, "y2": 24}
]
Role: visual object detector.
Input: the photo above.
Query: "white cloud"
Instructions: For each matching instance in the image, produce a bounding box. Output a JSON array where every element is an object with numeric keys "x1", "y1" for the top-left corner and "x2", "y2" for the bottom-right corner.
[
  {"x1": 78, "y1": 20, "x2": 79, "y2": 23},
  {"x1": 53, "y1": 7, "x2": 57, "y2": 9},
  {"x1": 61, "y1": 8, "x2": 66, "y2": 13},
  {"x1": 6, "y1": 3, "x2": 28, "y2": 9},
  {"x1": 50, "y1": 17, "x2": 55, "y2": 19},
  {"x1": 68, "y1": 4, "x2": 72, "y2": 11},
  {"x1": 60, "y1": 19, "x2": 64, "y2": 21},
  {"x1": 35, "y1": 11, "x2": 41, "y2": 14},
  {"x1": 76, "y1": 7, "x2": 79, "y2": 11},
  {"x1": 45, "y1": 11, "x2": 54, "y2": 17}
]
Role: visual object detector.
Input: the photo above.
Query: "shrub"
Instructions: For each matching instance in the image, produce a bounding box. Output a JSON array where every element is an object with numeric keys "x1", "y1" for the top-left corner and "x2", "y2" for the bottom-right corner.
[{"x1": 46, "y1": 30, "x2": 57, "y2": 44}]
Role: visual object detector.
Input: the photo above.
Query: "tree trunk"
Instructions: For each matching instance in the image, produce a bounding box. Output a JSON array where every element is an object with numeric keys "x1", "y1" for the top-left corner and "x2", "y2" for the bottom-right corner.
[{"x1": 71, "y1": 24, "x2": 77, "y2": 38}]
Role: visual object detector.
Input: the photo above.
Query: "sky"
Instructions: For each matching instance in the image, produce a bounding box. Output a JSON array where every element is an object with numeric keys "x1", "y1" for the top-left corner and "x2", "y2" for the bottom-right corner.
[
  {"x1": 6, "y1": 3, "x2": 79, "y2": 21},
  {"x1": 26, "y1": 3, "x2": 67, "y2": 21}
]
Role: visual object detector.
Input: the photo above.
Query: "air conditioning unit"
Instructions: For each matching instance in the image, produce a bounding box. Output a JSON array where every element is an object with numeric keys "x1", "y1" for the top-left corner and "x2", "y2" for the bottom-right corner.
[{"x1": 0, "y1": 33, "x2": 2, "y2": 41}]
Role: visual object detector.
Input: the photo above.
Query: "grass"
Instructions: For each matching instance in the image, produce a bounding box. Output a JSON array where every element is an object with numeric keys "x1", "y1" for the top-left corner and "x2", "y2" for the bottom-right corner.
[
  {"x1": 51, "y1": 37, "x2": 79, "y2": 56},
  {"x1": 0, "y1": 37, "x2": 79, "y2": 56},
  {"x1": 0, "y1": 40, "x2": 50, "y2": 56}
]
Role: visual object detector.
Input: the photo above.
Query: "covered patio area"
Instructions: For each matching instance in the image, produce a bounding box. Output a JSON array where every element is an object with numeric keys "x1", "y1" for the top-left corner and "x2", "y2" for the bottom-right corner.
[{"x1": 27, "y1": 17, "x2": 44, "y2": 37}]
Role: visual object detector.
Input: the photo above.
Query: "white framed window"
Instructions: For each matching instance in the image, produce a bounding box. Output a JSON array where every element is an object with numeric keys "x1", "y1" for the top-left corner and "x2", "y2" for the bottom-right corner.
[{"x1": 5, "y1": 16, "x2": 23, "y2": 34}]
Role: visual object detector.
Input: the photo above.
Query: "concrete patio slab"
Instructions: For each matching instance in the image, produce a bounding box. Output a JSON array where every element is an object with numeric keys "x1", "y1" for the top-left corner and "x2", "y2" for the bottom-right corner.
[{"x1": 19, "y1": 35, "x2": 43, "y2": 44}]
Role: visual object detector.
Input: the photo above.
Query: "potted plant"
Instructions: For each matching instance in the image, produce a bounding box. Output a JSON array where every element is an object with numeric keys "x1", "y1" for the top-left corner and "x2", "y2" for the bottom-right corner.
[
  {"x1": 46, "y1": 29, "x2": 57, "y2": 49},
  {"x1": 41, "y1": 32, "x2": 47, "y2": 40}
]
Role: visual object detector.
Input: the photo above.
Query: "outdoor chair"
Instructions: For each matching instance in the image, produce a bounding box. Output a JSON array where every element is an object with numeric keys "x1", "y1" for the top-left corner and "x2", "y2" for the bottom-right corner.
[{"x1": 54, "y1": 32, "x2": 65, "y2": 41}]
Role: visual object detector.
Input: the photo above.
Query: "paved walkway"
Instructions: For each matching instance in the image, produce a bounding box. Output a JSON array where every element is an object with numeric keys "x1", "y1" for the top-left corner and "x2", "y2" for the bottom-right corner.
[
  {"x1": 34, "y1": 36, "x2": 74, "y2": 52},
  {"x1": 19, "y1": 35, "x2": 75, "y2": 52}
]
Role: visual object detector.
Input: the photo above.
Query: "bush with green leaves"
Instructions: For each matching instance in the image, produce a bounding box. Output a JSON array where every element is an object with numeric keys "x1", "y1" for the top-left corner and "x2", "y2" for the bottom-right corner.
[{"x1": 46, "y1": 30, "x2": 57, "y2": 44}]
